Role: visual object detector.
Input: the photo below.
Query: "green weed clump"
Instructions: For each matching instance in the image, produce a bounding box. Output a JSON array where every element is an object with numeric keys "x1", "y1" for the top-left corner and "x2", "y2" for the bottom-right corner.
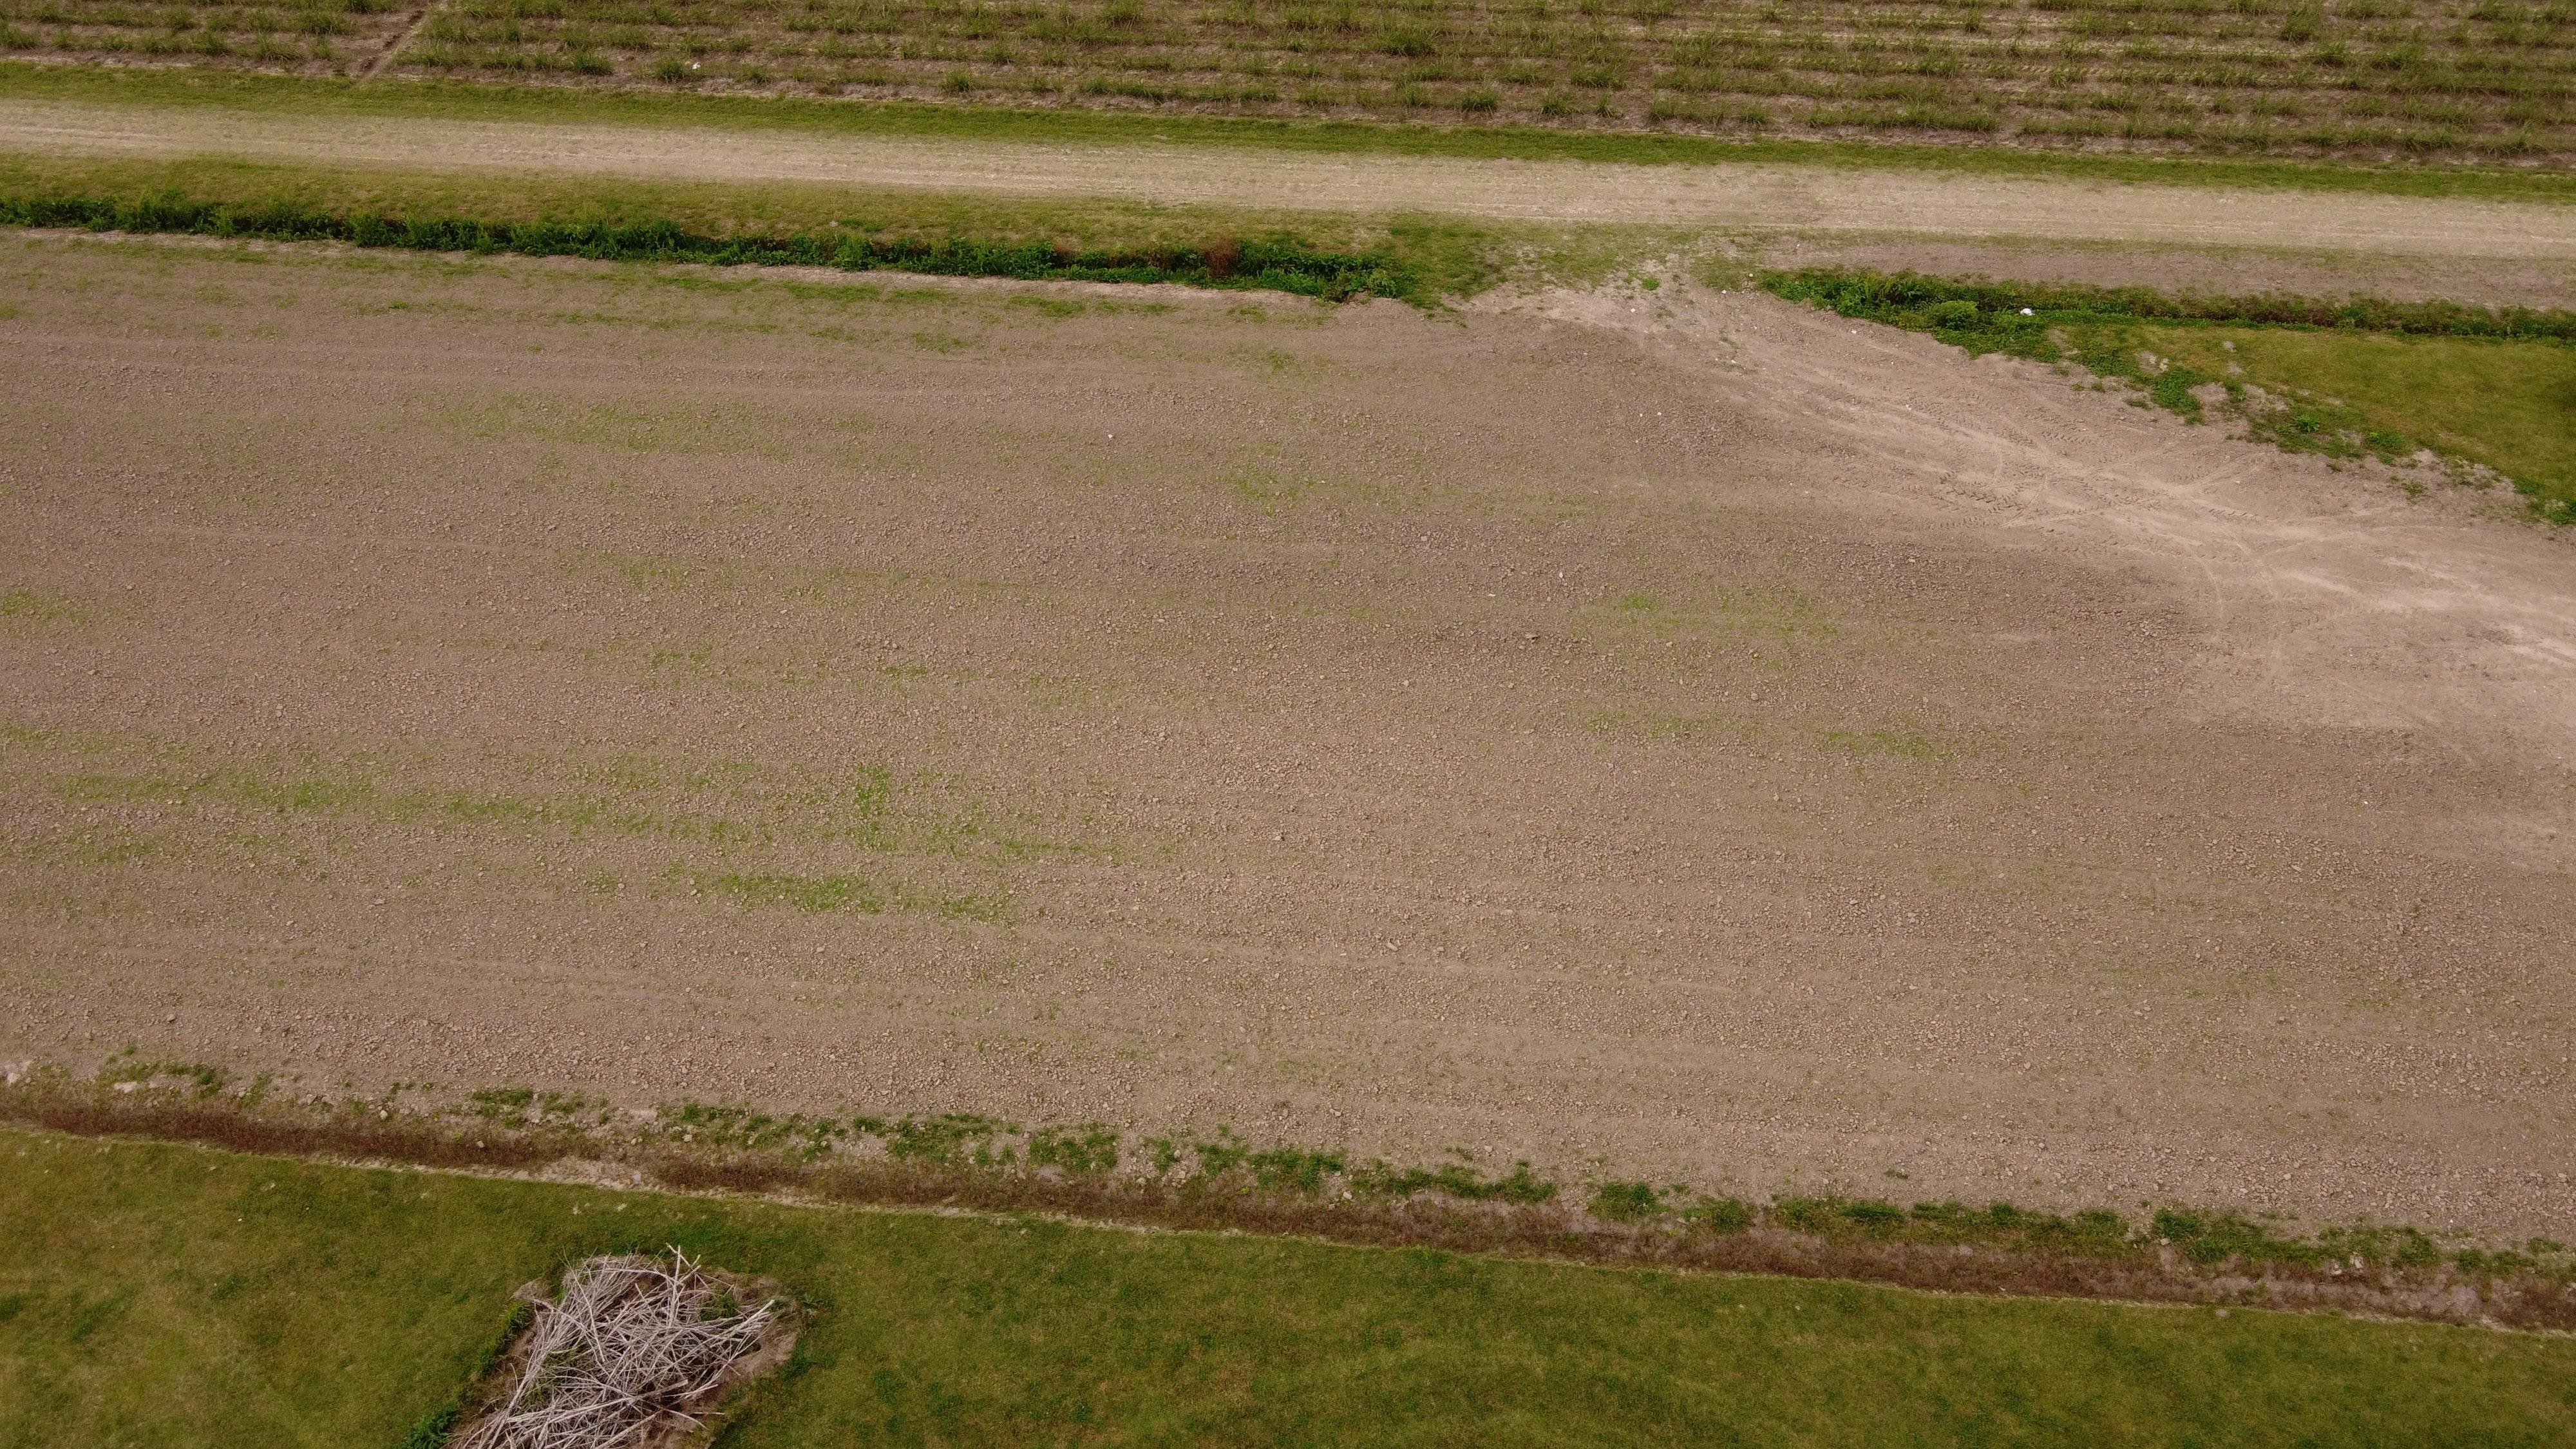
[
  {"x1": 663, "y1": 1103, "x2": 846, "y2": 1157},
  {"x1": 871, "y1": 1112, "x2": 1021, "y2": 1167},
  {"x1": 701, "y1": 869, "x2": 886, "y2": 913},
  {"x1": 2152, "y1": 1210, "x2": 2460, "y2": 1273},
  {"x1": 1027, "y1": 1124, "x2": 1121, "y2": 1176},
  {"x1": 0, "y1": 191, "x2": 1420, "y2": 301},
  {"x1": 1588, "y1": 1181, "x2": 1663, "y2": 1222},
  {"x1": 1349, "y1": 1158, "x2": 1560, "y2": 1205}
]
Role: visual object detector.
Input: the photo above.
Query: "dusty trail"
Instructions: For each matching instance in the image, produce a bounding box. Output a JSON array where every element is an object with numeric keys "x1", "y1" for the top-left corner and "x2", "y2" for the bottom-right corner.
[{"x1": 6, "y1": 96, "x2": 2576, "y2": 260}]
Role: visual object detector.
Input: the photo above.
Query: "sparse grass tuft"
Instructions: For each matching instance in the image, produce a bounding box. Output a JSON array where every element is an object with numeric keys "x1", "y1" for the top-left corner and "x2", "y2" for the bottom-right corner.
[
  {"x1": 701, "y1": 869, "x2": 886, "y2": 913},
  {"x1": 1, "y1": 586, "x2": 84, "y2": 622}
]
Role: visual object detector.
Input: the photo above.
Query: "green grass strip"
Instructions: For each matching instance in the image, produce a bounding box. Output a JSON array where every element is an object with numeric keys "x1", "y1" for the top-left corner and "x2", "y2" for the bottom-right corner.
[
  {"x1": 1761, "y1": 268, "x2": 2576, "y2": 343},
  {"x1": 1762, "y1": 267, "x2": 2576, "y2": 524},
  {"x1": 0, "y1": 189, "x2": 1416, "y2": 299},
  {"x1": 8, "y1": 1126, "x2": 2576, "y2": 1448},
  {"x1": 10, "y1": 61, "x2": 2576, "y2": 206}
]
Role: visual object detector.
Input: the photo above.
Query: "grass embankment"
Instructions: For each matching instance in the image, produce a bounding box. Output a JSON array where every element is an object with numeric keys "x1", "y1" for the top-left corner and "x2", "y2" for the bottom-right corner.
[
  {"x1": 10, "y1": 62, "x2": 2576, "y2": 205},
  {"x1": 0, "y1": 151, "x2": 1465, "y2": 301},
  {"x1": 15, "y1": 1074, "x2": 2576, "y2": 1327},
  {"x1": 6, "y1": 1128, "x2": 2576, "y2": 1448},
  {"x1": 1764, "y1": 269, "x2": 2576, "y2": 524}
]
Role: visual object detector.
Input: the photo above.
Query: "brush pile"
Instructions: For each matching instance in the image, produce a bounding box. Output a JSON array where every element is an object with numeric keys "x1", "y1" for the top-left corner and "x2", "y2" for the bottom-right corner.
[{"x1": 457, "y1": 1249, "x2": 780, "y2": 1449}]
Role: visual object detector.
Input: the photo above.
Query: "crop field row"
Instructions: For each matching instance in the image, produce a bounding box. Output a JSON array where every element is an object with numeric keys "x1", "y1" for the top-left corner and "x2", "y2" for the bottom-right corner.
[
  {"x1": 0, "y1": 0, "x2": 414, "y2": 68},
  {"x1": 3, "y1": 0, "x2": 2572, "y2": 160}
]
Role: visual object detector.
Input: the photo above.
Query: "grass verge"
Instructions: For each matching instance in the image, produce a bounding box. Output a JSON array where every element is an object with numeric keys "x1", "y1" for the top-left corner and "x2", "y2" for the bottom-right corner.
[
  {"x1": 7, "y1": 1124, "x2": 2576, "y2": 1448},
  {"x1": 0, "y1": 154, "x2": 1426, "y2": 301},
  {"x1": 8, "y1": 62, "x2": 2576, "y2": 206},
  {"x1": 1761, "y1": 268, "x2": 2576, "y2": 524},
  {"x1": 0, "y1": 150, "x2": 1683, "y2": 302},
  {"x1": 10, "y1": 1070, "x2": 2575, "y2": 1331}
]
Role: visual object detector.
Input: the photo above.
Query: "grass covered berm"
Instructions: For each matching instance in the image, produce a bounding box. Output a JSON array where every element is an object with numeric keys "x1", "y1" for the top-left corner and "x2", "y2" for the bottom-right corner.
[
  {"x1": 1765, "y1": 267, "x2": 2576, "y2": 524},
  {"x1": 0, "y1": 190, "x2": 1416, "y2": 301},
  {"x1": 6, "y1": 1129, "x2": 2576, "y2": 1448}
]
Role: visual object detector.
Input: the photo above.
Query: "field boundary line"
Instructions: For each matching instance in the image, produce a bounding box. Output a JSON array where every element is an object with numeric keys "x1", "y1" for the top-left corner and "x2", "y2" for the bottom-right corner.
[{"x1": 6, "y1": 1087, "x2": 2571, "y2": 1334}]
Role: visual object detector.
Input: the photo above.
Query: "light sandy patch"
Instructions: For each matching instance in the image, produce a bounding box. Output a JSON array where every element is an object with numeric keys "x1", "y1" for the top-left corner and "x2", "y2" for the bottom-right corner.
[{"x1": 7, "y1": 97, "x2": 2576, "y2": 261}]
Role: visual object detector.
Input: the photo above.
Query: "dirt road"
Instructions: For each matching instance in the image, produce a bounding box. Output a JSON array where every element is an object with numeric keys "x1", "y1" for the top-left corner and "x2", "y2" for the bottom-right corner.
[
  {"x1": 3, "y1": 234, "x2": 2570, "y2": 1236},
  {"x1": 7, "y1": 95, "x2": 2576, "y2": 261}
]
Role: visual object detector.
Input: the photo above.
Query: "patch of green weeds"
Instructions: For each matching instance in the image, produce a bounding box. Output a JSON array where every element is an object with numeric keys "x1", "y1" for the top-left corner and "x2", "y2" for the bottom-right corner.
[
  {"x1": 1685, "y1": 1197, "x2": 1755, "y2": 1234},
  {"x1": 464, "y1": 1087, "x2": 611, "y2": 1128},
  {"x1": 699, "y1": 869, "x2": 886, "y2": 914},
  {"x1": 0, "y1": 586, "x2": 84, "y2": 623},
  {"x1": 880, "y1": 1112, "x2": 1019, "y2": 1167},
  {"x1": 1588, "y1": 1182, "x2": 1663, "y2": 1222},
  {"x1": 1817, "y1": 727, "x2": 1946, "y2": 762},
  {"x1": 1245, "y1": 1146, "x2": 1347, "y2": 1193},
  {"x1": 1228, "y1": 468, "x2": 1325, "y2": 512},
  {"x1": 1190, "y1": 1126, "x2": 1255, "y2": 1177},
  {"x1": 663, "y1": 1102, "x2": 844, "y2": 1157},
  {"x1": 1912, "y1": 1200, "x2": 2132, "y2": 1251},
  {"x1": 464, "y1": 1086, "x2": 536, "y2": 1120},
  {"x1": 2146, "y1": 1209, "x2": 2456, "y2": 1273},
  {"x1": 1350, "y1": 1158, "x2": 1558, "y2": 1205},
  {"x1": 1182, "y1": 1130, "x2": 1346, "y2": 1193},
  {"x1": 95, "y1": 1058, "x2": 227, "y2": 1098},
  {"x1": 1027, "y1": 1124, "x2": 1120, "y2": 1176}
]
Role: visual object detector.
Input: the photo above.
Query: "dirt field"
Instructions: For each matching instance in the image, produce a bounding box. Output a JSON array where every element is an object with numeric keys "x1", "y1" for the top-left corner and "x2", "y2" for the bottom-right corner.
[
  {"x1": 2, "y1": 232, "x2": 2572, "y2": 1237},
  {"x1": 11, "y1": 96, "x2": 2576, "y2": 267}
]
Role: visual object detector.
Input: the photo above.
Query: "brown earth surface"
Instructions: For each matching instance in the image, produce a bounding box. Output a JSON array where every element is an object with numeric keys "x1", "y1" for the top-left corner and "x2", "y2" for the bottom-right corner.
[
  {"x1": 9, "y1": 95, "x2": 2576, "y2": 269},
  {"x1": 1, "y1": 232, "x2": 2571, "y2": 1238}
]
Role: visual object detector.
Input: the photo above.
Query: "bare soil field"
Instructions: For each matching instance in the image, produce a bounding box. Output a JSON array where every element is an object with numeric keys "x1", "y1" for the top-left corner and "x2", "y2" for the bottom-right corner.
[
  {"x1": 1, "y1": 232, "x2": 2571, "y2": 1237},
  {"x1": 11, "y1": 95, "x2": 2576, "y2": 267}
]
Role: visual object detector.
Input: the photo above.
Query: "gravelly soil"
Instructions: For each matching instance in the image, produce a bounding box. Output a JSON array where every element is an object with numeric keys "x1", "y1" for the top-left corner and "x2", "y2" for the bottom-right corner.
[
  {"x1": 10, "y1": 97, "x2": 2576, "y2": 265},
  {"x1": 1, "y1": 232, "x2": 2570, "y2": 1236}
]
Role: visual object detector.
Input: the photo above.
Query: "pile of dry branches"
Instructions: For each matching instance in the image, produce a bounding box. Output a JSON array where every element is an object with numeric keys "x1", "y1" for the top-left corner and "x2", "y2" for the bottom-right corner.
[{"x1": 457, "y1": 1249, "x2": 779, "y2": 1449}]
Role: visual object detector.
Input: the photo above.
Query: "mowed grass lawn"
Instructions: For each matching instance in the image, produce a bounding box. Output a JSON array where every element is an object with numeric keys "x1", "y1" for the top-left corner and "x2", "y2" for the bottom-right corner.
[
  {"x1": 3, "y1": 1130, "x2": 2574, "y2": 1447},
  {"x1": 2143, "y1": 326, "x2": 2576, "y2": 516}
]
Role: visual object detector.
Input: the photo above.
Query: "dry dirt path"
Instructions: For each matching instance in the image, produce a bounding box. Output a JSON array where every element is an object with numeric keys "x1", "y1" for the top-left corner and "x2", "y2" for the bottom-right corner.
[{"x1": 6, "y1": 96, "x2": 2576, "y2": 260}]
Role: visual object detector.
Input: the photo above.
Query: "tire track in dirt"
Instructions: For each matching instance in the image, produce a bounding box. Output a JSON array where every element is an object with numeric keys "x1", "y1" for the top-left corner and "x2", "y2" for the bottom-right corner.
[
  {"x1": 358, "y1": 3, "x2": 444, "y2": 80},
  {"x1": 5, "y1": 97, "x2": 2575, "y2": 260}
]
